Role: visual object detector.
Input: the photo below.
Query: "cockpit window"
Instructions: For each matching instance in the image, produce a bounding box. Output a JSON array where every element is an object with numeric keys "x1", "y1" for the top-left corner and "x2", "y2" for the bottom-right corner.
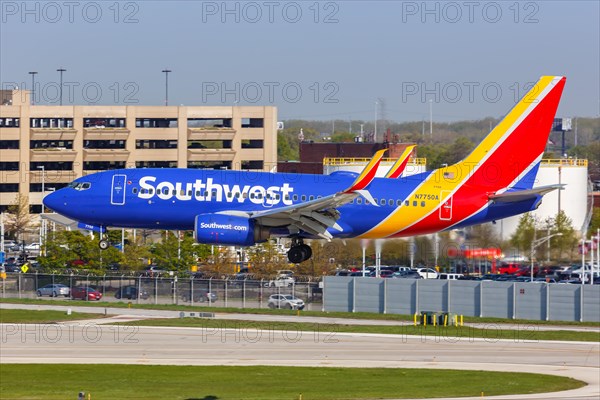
[{"x1": 68, "y1": 182, "x2": 92, "y2": 191}]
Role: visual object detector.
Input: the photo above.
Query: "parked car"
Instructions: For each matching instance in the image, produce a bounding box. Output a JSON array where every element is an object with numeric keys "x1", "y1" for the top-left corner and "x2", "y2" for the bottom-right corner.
[
  {"x1": 180, "y1": 290, "x2": 217, "y2": 303},
  {"x1": 413, "y1": 268, "x2": 438, "y2": 279},
  {"x1": 391, "y1": 270, "x2": 422, "y2": 279},
  {"x1": 498, "y1": 263, "x2": 521, "y2": 274},
  {"x1": 37, "y1": 284, "x2": 70, "y2": 297},
  {"x1": 71, "y1": 286, "x2": 103, "y2": 301},
  {"x1": 115, "y1": 285, "x2": 149, "y2": 300},
  {"x1": 265, "y1": 276, "x2": 295, "y2": 287},
  {"x1": 267, "y1": 294, "x2": 305, "y2": 310},
  {"x1": 24, "y1": 243, "x2": 41, "y2": 252}
]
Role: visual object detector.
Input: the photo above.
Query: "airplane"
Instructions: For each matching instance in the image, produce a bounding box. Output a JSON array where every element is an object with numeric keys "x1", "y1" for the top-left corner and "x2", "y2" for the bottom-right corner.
[{"x1": 44, "y1": 76, "x2": 566, "y2": 264}]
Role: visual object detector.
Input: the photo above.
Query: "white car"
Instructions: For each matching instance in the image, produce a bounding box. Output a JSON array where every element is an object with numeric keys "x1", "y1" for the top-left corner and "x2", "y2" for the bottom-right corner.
[
  {"x1": 24, "y1": 243, "x2": 41, "y2": 252},
  {"x1": 413, "y1": 268, "x2": 438, "y2": 279},
  {"x1": 265, "y1": 276, "x2": 295, "y2": 287},
  {"x1": 267, "y1": 294, "x2": 305, "y2": 310}
]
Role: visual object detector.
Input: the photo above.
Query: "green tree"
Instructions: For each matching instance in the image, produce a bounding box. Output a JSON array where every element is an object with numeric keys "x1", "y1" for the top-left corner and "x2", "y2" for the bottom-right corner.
[
  {"x1": 510, "y1": 213, "x2": 537, "y2": 255},
  {"x1": 5, "y1": 194, "x2": 36, "y2": 242},
  {"x1": 549, "y1": 211, "x2": 578, "y2": 261},
  {"x1": 150, "y1": 231, "x2": 198, "y2": 271}
]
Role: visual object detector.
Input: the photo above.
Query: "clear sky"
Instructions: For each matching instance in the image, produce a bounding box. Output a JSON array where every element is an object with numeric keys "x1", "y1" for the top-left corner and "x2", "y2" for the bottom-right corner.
[{"x1": 1, "y1": 0, "x2": 599, "y2": 121}]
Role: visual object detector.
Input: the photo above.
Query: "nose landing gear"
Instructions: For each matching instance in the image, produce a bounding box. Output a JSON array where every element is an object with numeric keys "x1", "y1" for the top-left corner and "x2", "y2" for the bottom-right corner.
[{"x1": 287, "y1": 238, "x2": 312, "y2": 263}]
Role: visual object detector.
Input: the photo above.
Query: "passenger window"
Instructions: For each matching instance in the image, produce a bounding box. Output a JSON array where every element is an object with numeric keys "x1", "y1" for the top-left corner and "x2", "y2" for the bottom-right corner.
[
  {"x1": 309, "y1": 195, "x2": 314, "y2": 201},
  {"x1": 405, "y1": 200, "x2": 409, "y2": 206},
  {"x1": 293, "y1": 195, "x2": 298, "y2": 201},
  {"x1": 388, "y1": 199, "x2": 394, "y2": 206},
  {"x1": 396, "y1": 200, "x2": 402, "y2": 206},
  {"x1": 421, "y1": 201, "x2": 426, "y2": 207},
  {"x1": 132, "y1": 188, "x2": 138, "y2": 194},
  {"x1": 357, "y1": 198, "x2": 362, "y2": 204},
  {"x1": 413, "y1": 201, "x2": 417, "y2": 206},
  {"x1": 380, "y1": 199, "x2": 386, "y2": 206},
  {"x1": 196, "y1": 191, "x2": 201, "y2": 196},
  {"x1": 301, "y1": 195, "x2": 307, "y2": 201},
  {"x1": 149, "y1": 189, "x2": 154, "y2": 194}
]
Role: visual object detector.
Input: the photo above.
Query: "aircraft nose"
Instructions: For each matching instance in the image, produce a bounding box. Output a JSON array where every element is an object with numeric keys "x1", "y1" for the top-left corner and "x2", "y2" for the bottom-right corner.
[{"x1": 43, "y1": 190, "x2": 63, "y2": 213}]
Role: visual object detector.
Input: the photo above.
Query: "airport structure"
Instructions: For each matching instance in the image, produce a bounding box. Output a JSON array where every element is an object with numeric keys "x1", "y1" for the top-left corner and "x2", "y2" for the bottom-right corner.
[{"x1": 0, "y1": 89, "x2": 278, "y2": 214}]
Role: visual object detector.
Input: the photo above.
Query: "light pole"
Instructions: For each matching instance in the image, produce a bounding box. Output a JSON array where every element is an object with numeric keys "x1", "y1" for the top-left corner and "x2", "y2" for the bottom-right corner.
[
  {"x1": 37, "y1": 166, "x2": 45, "y2": 254},
  {"x1": 162, "y1": 69, "x2": 172, "y2": 106},
  {"x1": 28, "y1": 71, "x2": 38, "y2": 105},
  {"x1": 57, "y1": 68, "x2": 66, "y2": 105},
  {"x1": 530, "y1": 232, "x2": 562, "y2": 281},
  {"x1": 429, "y1": 99, "x2": 433, "y2": 137},
  {"x1": 374, "y1": 100, "x2": 378, "y2": 141}
]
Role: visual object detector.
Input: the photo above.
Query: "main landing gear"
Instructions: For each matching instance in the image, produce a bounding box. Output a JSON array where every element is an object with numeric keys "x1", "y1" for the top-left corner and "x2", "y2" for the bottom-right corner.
[{"x1": 287, "y1": 238, "x2": 312, "y2": 264}]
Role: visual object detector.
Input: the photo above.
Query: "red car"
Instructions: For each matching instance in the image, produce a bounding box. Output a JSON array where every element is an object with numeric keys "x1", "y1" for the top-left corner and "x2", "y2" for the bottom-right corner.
[
  {"x1": 71, "y1": 286, "x2": 103, "y2": 301},
  {"x1": 499, "y1": 263, "x2": 521, "y2": 274}
]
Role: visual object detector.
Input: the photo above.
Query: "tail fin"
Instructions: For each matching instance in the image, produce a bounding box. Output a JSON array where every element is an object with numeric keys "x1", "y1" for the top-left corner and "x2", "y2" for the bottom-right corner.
[
  {"x1": 446, "y1": 76, "x2": 566, "y2": 190},
  {"x1": 385, "y1": 145, "x2": 416, "y2": 178}
]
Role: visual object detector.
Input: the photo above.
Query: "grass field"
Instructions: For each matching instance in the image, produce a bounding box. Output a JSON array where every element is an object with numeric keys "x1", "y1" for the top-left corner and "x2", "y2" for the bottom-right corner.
[
  {"x1": 2, "y1": 297, "x2": 599, "y2": 327},
  {"x1": 0, "y1": 364, "x2": 585, "y2": 399},
  {"x1": 0, "y1": 309, "x2": 104, "y2": 323}
]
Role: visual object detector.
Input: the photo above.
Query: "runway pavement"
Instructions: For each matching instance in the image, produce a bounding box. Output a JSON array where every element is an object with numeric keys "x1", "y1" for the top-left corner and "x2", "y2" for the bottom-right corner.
[{"x1": 1, "y1": 303, "x2": 599, "y2": 400}]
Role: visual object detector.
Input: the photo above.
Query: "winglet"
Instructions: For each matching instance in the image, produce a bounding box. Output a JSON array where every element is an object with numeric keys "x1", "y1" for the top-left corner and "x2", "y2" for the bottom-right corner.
[
  {"x1": 385, "y1": 145, "x2": 416, "y2": 178},
  {"x1": 344, "y1": 149, "x2": 387, "y2": 192}
]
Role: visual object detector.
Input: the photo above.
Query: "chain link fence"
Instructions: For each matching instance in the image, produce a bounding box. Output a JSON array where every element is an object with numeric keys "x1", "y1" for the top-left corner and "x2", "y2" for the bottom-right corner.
[{"x1": 0, "y1": 273, "x2": 323, "y2": 311}]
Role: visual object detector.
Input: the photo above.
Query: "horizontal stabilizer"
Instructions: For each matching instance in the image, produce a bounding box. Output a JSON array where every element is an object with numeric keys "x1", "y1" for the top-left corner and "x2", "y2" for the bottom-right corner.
[{"x1": 489, "y1": 184, "x2": 565, "y2": 203}]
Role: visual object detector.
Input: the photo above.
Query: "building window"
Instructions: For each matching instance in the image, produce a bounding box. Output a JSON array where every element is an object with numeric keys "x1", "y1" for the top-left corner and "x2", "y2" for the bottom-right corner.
[
  {"x1": 0, "y1": 118, "x2": 20, "y2": 127},
  {"x1": 29, "y1": 205, "x2": 43, "y2": 214},
  {"x1": 0, "y1": 183, "x2": 19, "y2": 192},
  {"x1": 0, "y1": 140, "x2": 19, "y2": 149},
  {"x1": 30, "y1": 162, "x2": 73, "y2": 171},
  {"x1": 187, "y1": 118, "x2": 232, "y2": 128},
  {"x1": 135, "y1": 118, "x2": 178, "y2": 128},
  {"x1": 136, "y1": 140, "x2": 177, "y2": 149},
  {"x1": 30, "y1": 118, "x2": 73, "y2": 128},
  {"x1": 241, "y1": 160, "x2": 263, "y2": 170},
  {"x1": 241, "y1": 118, "x2": 264, "y2": 128},
  {"x1": 31, "y1": 140, "x2": 73, "y2": 149},
  {"x1": 83, "y1": 118, "x2": 126, "y2": 128},
  {"x1": 84, "y1": 140, "x2": 125, "y2": 149},
  {"x1": 188, "y1": 140, "x2": 232, "y2": 149},
  {"x1": 0, "y1": 162, "x2": 19, "y2": 171},
  {"x1": 29, "y1": 183, "x2": 68, "y2": 192},
  {"x1": 187, "y1": 161, "x2": 232, "y2": 170},
  {"x1": 136, "y1": 161, "x2": 177, "y2": 168},
  {"x1": 241, "y1": 140, "x2": 263, "y2": 149},
  {"x1": 83, "y1": 161, "x2": 125, "y2": 170}
]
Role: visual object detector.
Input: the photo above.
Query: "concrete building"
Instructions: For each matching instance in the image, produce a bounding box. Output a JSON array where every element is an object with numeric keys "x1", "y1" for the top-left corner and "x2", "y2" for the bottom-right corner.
[{"x1": 0, "y1": 90, "x2": 277, "y2": 213}]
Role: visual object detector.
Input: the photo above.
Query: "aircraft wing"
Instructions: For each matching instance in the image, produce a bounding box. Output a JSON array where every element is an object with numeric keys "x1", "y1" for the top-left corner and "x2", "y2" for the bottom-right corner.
[
  {"x1": 489, "y1": 184, "x2": 565, "y2": 203},
  {"x1": 219, "y1": 149, "x2": 387, "y2": 240}
]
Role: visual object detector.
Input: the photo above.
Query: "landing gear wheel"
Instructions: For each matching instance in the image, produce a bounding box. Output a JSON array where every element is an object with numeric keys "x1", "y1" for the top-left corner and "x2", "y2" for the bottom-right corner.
[
  {"x1": 300, "y1": 244, "x2": 312, "y2": 260},
  {"x1": 287, "y1": 246, "x2": 306, "y2": 264},
  {"x1": 99, "y1": 240, "x2": 109, "y2": 250}
]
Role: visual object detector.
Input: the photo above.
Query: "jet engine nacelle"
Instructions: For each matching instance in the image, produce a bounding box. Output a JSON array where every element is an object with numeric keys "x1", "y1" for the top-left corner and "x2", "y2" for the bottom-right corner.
[{"x1": 194, "y1": 214, "x2": 270, "y2": 246}]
